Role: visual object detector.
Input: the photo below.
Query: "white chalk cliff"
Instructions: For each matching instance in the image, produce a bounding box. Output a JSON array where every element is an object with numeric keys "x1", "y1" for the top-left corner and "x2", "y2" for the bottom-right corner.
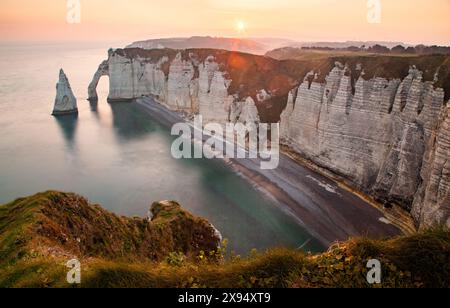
[
  {"x1": 53, "y1": 69, "x2": 78, "y2": 115},
  {"x1": 89, "y1": 48, "x2": 449, "y2": 229},
  {"x1": 88, "y1": 49, "x2": 265, "y2": 125},
  {"x1": 280, "y1": 64, "x2": 449, "y2": 229}
]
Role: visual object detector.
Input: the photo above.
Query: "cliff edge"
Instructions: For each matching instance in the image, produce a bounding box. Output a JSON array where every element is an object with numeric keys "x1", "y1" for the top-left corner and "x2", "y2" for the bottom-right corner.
[
  {"x1": 0, "y1": 192, "x2": 448, "y2": 288},
  {"x1": 0, "y1": 191, "x2": 220, "y2": 265}
]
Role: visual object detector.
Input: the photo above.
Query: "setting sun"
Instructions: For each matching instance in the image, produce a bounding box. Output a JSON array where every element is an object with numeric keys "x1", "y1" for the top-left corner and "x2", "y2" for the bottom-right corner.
[
  {"x1": 0, "y1": 0, "x2": 448, "y2": 292},
  {"x1": 0, "y1": 0, "x2": 448, "y2": 44},
  {"x1": 236, "y1": 20, "x2": 247, "y2": 34}
]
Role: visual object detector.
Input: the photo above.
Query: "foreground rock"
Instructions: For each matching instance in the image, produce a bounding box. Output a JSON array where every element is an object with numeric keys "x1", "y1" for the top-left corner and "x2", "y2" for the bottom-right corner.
[
  {"x1": 52, "y1": 69, "x2": 78, "y2": 116},
  {"x1": 0, "y1": 191, "x2": 220, "y2": 263},
  {"x1": 0, "y1": 191, "x2": 448, "y2": 288}
]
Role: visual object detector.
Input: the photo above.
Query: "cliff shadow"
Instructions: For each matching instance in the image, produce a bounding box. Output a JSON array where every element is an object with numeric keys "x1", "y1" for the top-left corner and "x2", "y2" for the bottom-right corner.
[
  {"x1": 89, "y1": 99, "x2": 99, "y2": 112},
  {"x1": 109, "y1": 101, "x2": 161, "y2": 142},
  {"x1": 54, "y1": 113, "x2": 79, "y2": 152},
  {"x1": 88, "y1": 99, "x2": 102, "y2": 122}
]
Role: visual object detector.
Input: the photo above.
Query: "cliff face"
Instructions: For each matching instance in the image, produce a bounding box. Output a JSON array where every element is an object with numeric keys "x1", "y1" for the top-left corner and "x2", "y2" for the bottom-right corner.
[
  {"x1": 89, "y1": 48, "x2": 449, "y2": 229},
  {"x1": 280, "y1": 64, "x2": 449, "y2": 229},
  {"x1": 412, "y1": 105, "x2": 450, "y2": 228},
  {"x1": 88, "y1": 48, "x2": 303, "y2": 124}
]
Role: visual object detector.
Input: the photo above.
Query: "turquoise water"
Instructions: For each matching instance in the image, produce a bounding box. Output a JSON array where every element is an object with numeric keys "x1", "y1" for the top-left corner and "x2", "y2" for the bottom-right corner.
[{"x1": 0, "y1": 43, "x2": 324, "y2": 254}]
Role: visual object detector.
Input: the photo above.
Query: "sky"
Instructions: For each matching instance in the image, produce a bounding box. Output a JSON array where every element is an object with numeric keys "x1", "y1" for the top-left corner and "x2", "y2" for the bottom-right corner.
[{"x1": 0, "y1": 0, "x2": 449, "y2": 45}]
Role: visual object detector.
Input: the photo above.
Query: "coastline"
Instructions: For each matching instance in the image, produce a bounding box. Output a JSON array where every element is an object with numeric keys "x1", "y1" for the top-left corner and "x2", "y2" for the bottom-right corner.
[
  {"x1": 135, "y1": 96, "x2": 405, "y2": 246},
  {"x1": 280, "y1": 146, "x2": 417, "y2": 236}
]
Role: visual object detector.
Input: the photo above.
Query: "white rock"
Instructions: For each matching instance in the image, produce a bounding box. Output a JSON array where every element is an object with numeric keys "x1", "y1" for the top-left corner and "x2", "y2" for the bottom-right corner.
[
  {"x1": 280, "y1": 63, "x2": 449, "y2": 228},
  {"x1": 167, "y1": 53, "x2": 196, "y2": 110},
  {"x1": 52, "y1": 69, "x2": 78, "y2": 116},
  {"x1": 88, "y1": 60, "x2": 109, "y2": 101},
  {"x1": 88, "y1": 51, "x2": 449, "y2": 229}
]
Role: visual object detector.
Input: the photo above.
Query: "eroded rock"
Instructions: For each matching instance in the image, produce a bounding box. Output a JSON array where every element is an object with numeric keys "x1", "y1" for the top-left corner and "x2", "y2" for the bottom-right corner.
[
  {"x1": 52, "y1": 69, "x2": 78, "y2": 116},
  {"x1": 88, "y1": 49, "x2": 449, "y2": 229},
  {"x1": 280, "y1": 63, "x2": 449, "y2": 228}
]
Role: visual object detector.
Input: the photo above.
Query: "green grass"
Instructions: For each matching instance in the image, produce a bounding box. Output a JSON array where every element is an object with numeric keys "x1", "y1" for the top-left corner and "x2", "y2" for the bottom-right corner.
[
  {"x1": 0, "y1": 191, "x2": 448, "y2": 288},
  {"x1": 78, "y1": 230, "x2": 449, "y2": 289}
]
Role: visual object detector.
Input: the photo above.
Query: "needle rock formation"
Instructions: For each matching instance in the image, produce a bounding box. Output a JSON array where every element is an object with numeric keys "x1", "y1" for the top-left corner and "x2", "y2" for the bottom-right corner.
[{"x1": 52, "y1": 69, "x2": 78, "y2": 116}]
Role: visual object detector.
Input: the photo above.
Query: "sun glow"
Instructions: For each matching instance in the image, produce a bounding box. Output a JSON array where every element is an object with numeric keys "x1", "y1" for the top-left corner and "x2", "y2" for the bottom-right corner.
[
  {"x1": 236, "y1": 20, "x2": 247, "y2": 34},
  {"x1": 0, "y1": 0, "x2": 448, "y2": 44}
]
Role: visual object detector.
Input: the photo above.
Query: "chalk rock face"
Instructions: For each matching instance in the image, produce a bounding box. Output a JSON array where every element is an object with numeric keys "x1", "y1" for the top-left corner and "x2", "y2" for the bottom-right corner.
[
  {"x1": 238, "y1": 97, "x2": 260, "y2": 125},
  {"x1": 100, "y1": 50, "x2": 168, "y2": 103},
  {"x1": 412, "y1": 104, "x2": 450, "y2": 228},
  {"x1": 53, "y1": 69, "x2": 78, "y2": 116},
  {"x1": 280, "y1": 64, "x2": 449, "y2": 228},
  {"x1": 88, "y1": 60, "x2": 109, "y2": 101},
  {"x1": 89, "y1": 49, "x2": 260, "y2": 125},
  {"x1": 198, "y1": 57, "x2": 234, "y2": 124},
  {"x1": 89, "y1": 48, "x2": 449, "y2": 229},
  {"x1": 167, "y1": 53, "x2": 197, "y2": 110}
]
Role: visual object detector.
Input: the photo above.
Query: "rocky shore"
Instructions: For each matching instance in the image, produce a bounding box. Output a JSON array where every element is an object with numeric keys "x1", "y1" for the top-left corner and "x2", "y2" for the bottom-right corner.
[
  {"x1": 88, "y1": 47, "x2": 449, "y2": 231},
  {"x1": 136, "y1": 97, "x2": 402, "y2": 246}
]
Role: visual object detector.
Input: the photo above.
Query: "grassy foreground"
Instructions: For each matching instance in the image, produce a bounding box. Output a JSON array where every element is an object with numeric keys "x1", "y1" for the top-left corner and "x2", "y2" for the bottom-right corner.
[{"x1": 0, "y1": 191, "x2": 448, "y2": 288}]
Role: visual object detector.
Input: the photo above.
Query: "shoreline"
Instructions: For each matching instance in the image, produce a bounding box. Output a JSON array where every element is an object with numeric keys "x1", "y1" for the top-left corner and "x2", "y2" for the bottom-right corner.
[
  {"x1": 135, "y1": 96, "x2": 406, "y2": 246},
  {"x1": 280, "y1": 146, "x2": 417, "y2": 236}
]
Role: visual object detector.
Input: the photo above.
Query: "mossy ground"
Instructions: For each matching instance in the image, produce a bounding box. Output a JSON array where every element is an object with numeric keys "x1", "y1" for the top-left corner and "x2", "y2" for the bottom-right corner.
[{"x1": 0, "y1": 192, "x2": 448, "y2": 288}]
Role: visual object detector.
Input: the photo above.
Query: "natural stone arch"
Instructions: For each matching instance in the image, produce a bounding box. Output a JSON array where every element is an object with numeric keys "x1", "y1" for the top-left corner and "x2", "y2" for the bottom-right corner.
[{"x1": 88, "y1": 60, "x2": 109, "y2": 102}]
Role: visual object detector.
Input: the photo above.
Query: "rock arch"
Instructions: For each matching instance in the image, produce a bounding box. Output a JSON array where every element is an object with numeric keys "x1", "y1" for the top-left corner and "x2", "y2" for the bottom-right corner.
[{"x1": 88, "y1": 60, "x2": 109, "y2": 102}]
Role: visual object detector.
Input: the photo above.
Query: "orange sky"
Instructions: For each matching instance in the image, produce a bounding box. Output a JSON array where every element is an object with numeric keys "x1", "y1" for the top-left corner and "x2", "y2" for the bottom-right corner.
[{"x1": 0, "y1": 0, "x2": 449, "y2": 45}]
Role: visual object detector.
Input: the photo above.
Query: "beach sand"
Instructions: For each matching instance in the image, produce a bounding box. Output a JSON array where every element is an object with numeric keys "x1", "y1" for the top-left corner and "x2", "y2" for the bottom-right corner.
[{"x1": 136, "y1": 97, "x2": 402, "y2": 246}]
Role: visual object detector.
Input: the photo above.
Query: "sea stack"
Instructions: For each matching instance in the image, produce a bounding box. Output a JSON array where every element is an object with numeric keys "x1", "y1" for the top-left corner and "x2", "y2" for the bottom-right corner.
[{"x1": 52, "y1": 69, "x2": 78, "y2": 116}]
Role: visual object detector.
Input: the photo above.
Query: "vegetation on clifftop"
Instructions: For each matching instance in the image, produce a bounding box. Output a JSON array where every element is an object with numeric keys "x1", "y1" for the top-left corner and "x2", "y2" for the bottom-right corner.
[
  {"x1": 0, "y1": 192, "x2": 448, "y2": 288},
  {"x1": 114, "y1": 48, "x2": 450, "y2": 124},
  {"x1": 266, "y1": 48, "x2": 450, "y2": 101}
]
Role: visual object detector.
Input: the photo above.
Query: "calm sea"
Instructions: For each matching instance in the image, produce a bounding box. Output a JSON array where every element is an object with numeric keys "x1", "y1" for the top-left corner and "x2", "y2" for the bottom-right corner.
[{"x1": 0, "y1": 42, "x2": 324, "y2": 254}]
